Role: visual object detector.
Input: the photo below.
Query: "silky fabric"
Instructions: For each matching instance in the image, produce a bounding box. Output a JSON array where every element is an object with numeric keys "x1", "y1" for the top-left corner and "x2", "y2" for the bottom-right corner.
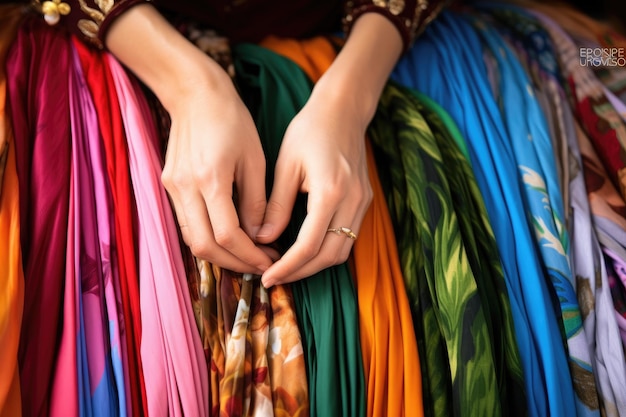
[
  {"x1": 6, "y1": 16, "x2": 72, "y2": 417},
  {"x1": 527, "y1": 9, "x2": 626, "y2": 202},
  {"x1": 233, "y1": 42, "x2": 367, "y2": 417},
  {"x1": 368, "y1": 82, "x2": 527, "y2": 417},
  {"x1": 483, "y1": 7, "x2": 626, "y2": 414},
  {"x1": 193, "y1": 261, "x2": 309, "y2": 417},
  {"x1": 74, "y1": 39, "x2": 147, "y2": 417},
  {"x1": 392, "y1": 11, "x2": 577, "y2": 416},
  {"x1": 108, "y1": 55, "x2": 209, "y2": 417},
  {"x1": 469, "y1": 11, "x2": 599, "y2": 415},
  {"x1": 260, "y1": 35, "x2": 426, "y2": 417},
  {"x1": 0, "y1": 6, "x2": 25, "y2": 417}
]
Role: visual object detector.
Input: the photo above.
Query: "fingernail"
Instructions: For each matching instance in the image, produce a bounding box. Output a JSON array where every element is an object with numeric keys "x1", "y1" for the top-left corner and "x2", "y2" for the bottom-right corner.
[
  {"x1": 261, "y1": 276, "x2": 273, "y2": 289},
  {"x1": 256, "y1": 223, "x2": 274, "y2": 238}
]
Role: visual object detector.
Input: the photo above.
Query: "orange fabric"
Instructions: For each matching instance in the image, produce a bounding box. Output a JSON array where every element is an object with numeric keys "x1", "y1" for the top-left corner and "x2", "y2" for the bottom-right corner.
[
  {"x1": 260, "y1": 36, "x2": 424, "y2": 417},
  {"x1": 0, "y1": 7, "x2": 26, "y2": 417},
  {"x1": 353, "y1": 141, "x2": 424, "y2": 417}
]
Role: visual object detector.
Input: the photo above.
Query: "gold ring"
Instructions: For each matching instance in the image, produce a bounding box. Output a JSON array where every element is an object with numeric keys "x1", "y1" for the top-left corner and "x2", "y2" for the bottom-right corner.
[{"x1": 327, "y1": 227, "x2": 357, "y2": 240}]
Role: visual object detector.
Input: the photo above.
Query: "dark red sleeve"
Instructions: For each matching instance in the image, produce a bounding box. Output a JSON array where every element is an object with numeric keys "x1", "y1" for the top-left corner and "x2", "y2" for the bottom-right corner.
[
  {"x1": 34, "y1": 0, "x2": 148, "y2": 48},
  {"x1": 342, "y1": 0, "x2": 448, "y2": 51}
]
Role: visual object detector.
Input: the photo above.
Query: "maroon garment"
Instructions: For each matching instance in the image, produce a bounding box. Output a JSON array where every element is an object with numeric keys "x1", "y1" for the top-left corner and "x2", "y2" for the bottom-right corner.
[
  {"x1": 22, "y1": 0, "x2": 440, "y2": 50},
  {"x1": 152, "y1": 0, "x2": 343, "y2": 43},
  {"x1": 6, "y1": 15, "x2": 71, "y2": 417}
]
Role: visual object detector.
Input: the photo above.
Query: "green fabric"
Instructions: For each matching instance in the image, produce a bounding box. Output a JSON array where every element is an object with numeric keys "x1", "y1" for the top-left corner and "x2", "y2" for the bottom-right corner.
[
  {"x1": 368, "y1": 83, "x2": 527, "y2": 417},
  {"x1": 233, "y1": 42, "x2": 366, "y2": 417}
]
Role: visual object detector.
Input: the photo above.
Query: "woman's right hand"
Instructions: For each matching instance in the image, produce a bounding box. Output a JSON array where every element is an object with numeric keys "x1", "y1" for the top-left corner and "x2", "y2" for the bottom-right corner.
[
  {"x1": 106, "y1": 4, "x2": 273, "y2": 274},
  {"x1": 162, "y1": 75, "x2": 273, "y2": 274}
]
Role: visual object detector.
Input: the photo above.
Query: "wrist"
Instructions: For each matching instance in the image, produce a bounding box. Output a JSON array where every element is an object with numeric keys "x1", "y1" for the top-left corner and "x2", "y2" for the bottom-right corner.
[
  {"x1": 310, "y1": 73, "x2": 378, "y2": 128},
  {"x1": 105, "y1": 4, "x2": 235, "y2": 113}
]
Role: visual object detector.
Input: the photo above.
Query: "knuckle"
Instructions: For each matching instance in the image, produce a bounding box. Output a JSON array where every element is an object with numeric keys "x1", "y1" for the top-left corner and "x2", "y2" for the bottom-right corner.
[
  {"x1": 298, "y1": 242, "x2": 318, "y2": 260},
  {"x1": 188, "y1": 239, "x2": 215, "y2": 260},
  {"x1": 213, "y1": 226, "x2": 235, "y2": 249}
]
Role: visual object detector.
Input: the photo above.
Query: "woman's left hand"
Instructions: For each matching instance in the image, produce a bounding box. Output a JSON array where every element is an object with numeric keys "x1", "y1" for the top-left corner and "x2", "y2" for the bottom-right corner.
[{"x1": 255, "y1": 90, "x2": 373, "y2": 287}]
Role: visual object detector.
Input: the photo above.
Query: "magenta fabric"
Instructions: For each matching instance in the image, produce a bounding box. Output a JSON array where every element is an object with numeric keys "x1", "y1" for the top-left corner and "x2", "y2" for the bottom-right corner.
[
  {"x1": 6, "y1": 17, "x2": 71, "y2": 417},
  {"x1": 108, "y1": 55, "x2": 209, "y2": 416}
]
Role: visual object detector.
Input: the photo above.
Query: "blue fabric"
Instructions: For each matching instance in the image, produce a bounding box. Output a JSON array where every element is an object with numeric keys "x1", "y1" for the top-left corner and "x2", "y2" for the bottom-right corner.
[
  {"x1": 391, "y1": 11, "x2": 577, "y2": 417},
  {"x1": 469, "y1": 10, "x2": 598, "y2": 417}
]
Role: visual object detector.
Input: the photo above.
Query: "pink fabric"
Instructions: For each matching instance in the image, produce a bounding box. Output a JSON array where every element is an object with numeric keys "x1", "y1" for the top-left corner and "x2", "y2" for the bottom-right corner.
[
  {"x1": 107, "y1": 55, "x2": 209, "y2": 416},
  {"x1": 49, "y1": 175, "x2": 78, "y2": 417}
]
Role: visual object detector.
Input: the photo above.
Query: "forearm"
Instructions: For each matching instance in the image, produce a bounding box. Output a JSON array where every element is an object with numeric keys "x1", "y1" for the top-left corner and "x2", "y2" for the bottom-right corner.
[
  {"x1": 312, "y1": 13, "x2": 403, "y2": 125},
  {"x1": 104, "y1": 3, "x2": 231, "y2": 113}
]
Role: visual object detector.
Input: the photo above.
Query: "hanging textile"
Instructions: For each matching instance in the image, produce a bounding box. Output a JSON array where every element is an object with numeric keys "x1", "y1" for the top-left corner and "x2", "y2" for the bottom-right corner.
[
  {"x1": 107, "y1": 55, "x2": 209, "y2": 417},
  {"x1": 194, "y1": 262, "x2": 309, "y2": 417},
  {"x1": 367, "y1": 81, "x2": 527, "y2": 417},
  {"x1": 74, "y1": 39, "x2": 147, "y2": 417},
  {"x1": 233, "y1": 41, "x2": 367, "y2": 417},
  {"x1": 260, "y1": 34, "x2": 425, "y2": 417},
  {"x1": 6, "y1": 16, "x2": 72, "y2": 417},
  {"x1": 0, "y1": 6, "x2": 25, "y2": 417},
  {"x1": 469, "y1": 10, "x2": 600, "y2": 416},
  {"x1": 392, "y1": 11, "x2": 577, "y2": 416}
]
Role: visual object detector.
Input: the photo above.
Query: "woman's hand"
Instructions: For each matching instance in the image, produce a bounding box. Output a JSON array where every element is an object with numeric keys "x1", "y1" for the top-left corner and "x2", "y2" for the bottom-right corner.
[
  {"x1": 256, "y1": 13, "x2": 403, "y2": 287},
  {"x1": 161, "y1": 77, "x2": 273, "y2": 274},
  {"x1": 256, "y1": 91, "x2": 373, "y2": 287},
  {"x1": 106, "y1": 4, "x2": 273, "y2": 274}
]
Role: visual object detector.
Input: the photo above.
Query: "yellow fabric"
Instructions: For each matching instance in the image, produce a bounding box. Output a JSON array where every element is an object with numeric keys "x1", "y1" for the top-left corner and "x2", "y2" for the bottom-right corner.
[
  {"x1": 260, "y1": 35, "x2": 424, "y2": 417},
  {"x1": 0, "y1": 7, "x2": 25, "y2": 417}
]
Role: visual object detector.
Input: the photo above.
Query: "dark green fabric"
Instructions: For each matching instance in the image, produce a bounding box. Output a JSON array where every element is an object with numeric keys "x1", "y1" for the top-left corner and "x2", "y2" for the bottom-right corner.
[
  {"x1": 232, "y1": 42, "x2": 366, "y2": 417},
  {"x1": 368, "y1": 83, "x2": 527, "y2": 417}
]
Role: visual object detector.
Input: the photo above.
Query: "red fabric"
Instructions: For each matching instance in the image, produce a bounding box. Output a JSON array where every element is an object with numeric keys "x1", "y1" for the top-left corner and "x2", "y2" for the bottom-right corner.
[
  {"x1": 6, "y1": 17, "x2": 71, "y2": 417},
  {"x1": 73, "y1": 38, "x2": 148, "y2": 417},
  {"x1": 569, "y1": 76, "x2": 626, "y2": 197}
]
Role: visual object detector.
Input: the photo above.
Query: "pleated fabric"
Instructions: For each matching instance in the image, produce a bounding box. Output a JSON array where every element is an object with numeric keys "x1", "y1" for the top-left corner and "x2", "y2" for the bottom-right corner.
[
  {"x1": 6, "y1": 16, "x2": 72, "y2": 417},
  {"x1": 367, "y1": 81, "x2": 527, "y2": 417},
  {"x1": 193, "y1": 261, "x2": 309, "y2": 417},
  {"x1": 108, "y1": 55, "x2": 209, "y2": 417},
  {"x1": 233, "y1": 41, "x2": 367, "y2": 417},
  {"x1": 260, "y1": 35, "x2": 425, "y2": 417},
  {"x1": 74, "y1": 39, "x2": 147, "y2": 417},
  {"x1": 468, "y1": 10, "x2": 600, "y2": 416},
  {"x1": 392, "y1": 11, "x2": 577, "y2": 416},
  {"x1": 0, "y1": 6, "x2": 25, "y2": 417}
]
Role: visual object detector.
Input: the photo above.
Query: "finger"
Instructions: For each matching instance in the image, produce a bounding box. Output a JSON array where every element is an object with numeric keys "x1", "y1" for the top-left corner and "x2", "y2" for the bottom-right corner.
[
  {"x1": 176, "y1": 188, "x2": 267, "y2": 273},
  {"x1": 255, "y1": 159, "x2": 300, "y2": 243},
  {"x1": 260, "y1": 188, "x2": 344, "y2": 286},
  {"x1": 235, "y1": 153, "x2": 267, "y2": 239},
  {"x1": 202, "y1": 175, "x2": 273, "y2": 271},
  {"x1": 262, "y1": 223, "x2": 356, "y2": 287}
]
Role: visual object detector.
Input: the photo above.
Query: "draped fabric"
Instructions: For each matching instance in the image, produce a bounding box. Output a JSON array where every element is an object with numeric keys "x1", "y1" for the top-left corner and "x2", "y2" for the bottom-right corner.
[
  {"x1": 469, "y1": 11, "x2": 599, "y2": 416},
  {"x1": 260, "y1": 35, "x2": 426, "y2": 417},
  {"x1": 391, "y1": 11, "x2": 577, "y2": 416},
  {"x1": 233, "y1": 41, "x2": 367, "y2": 417},
  {"x1": 0, "y1": 6, "x2": 25, "y2": 417},
  {"x1": 194, "y1": 262, "x2": 309, "y2": 417},
  {"x1": 7, "y1": 2, "x2": 626, "y2": 417},
  {"x1": 6, "y1": 16, "x2": 72, "y2": 417},
  {"x1": 74, "y1": 39, "x2": 147, "y2": 417},
  {"x1": 367, "y1": 82, "x2": 527, "y2": 417},
  {"x1": 108, "y1": 54, "x2": 209, "y2": 417}
]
